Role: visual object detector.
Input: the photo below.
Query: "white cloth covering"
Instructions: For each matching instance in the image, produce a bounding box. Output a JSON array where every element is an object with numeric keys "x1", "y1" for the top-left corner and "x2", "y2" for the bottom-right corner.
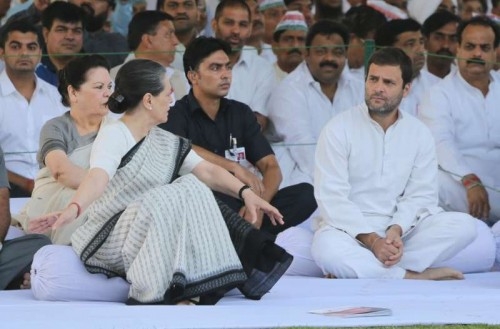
[
  {"x1": 227, "y1": 45, "x2": 277, "y2": 116},
  {"x1": 0, "y1": 70, "x2": 67, "y2": 179},
  {"x1": 267, "y1": 62, "x2": 364, "y2": 186},
  {"x1": 311, "y1": 102, "x2": 478, "y2": 278},
  {"x1": 419, "y1": 70, "x2": 500, "y2": 221}
]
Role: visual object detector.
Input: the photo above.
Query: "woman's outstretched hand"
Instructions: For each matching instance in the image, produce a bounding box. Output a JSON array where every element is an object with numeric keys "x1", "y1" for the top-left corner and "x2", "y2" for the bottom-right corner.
[
  {"x1": 239, "y1": 188, "x2": 284, "y2": 228},
  {"x1": 28, "y1": 204, "x2": 79, "y2": 233}
]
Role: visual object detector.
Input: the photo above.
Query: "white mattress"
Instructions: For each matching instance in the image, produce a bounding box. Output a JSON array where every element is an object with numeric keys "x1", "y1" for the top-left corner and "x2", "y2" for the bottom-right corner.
[
  {"x1": 7, "y1": 198, "x2": 500, "y2": 328},
  {"x1": 3, "y1": 273, "x2": 500, "y2": 328}
]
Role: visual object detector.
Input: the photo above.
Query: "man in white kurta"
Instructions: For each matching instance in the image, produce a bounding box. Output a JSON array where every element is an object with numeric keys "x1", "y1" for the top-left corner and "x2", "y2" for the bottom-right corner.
[
  {"x1": 0, "y1": 20, "x2": 66, "y2": 197},
  {"x1": 268, "y1": 20, "x2": 364, "y2": 187},
  {"x1": 419, "y1": 17, "x2": 500, "y2": 223},
  {"x1": 311, "y1": 47, "x2": 477, "y2": 280}
]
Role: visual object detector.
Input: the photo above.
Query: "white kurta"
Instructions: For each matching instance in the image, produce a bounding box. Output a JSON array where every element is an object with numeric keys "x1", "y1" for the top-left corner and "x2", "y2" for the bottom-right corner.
[
  {"x1": 0, "y1": 70, "x2": 67, "y2": 179},
  {"x1": 227, "y1": 46, "x2": 276, "y2": 116},
  {"x1": 399, "y1": 69, "x2": 439, "y2": 117},
  {"x1": 311, "y1": 103, "x2": 476, "y2": 278},
  {"x1": 419, "y1": 70, "x2": 500, "y2": 220},
  {"x1": 267, "y1": 62, "x2": 364, "y2": 186}
]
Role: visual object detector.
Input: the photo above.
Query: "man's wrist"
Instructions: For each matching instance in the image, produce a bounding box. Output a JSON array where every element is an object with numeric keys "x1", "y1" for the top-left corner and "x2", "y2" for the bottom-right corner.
[
  {"x1": 386, "y1": 224, "x2": 402, "y2": 236},
  {"x1": 462, "y1": 174, "x2": 482, "y2": 190}
]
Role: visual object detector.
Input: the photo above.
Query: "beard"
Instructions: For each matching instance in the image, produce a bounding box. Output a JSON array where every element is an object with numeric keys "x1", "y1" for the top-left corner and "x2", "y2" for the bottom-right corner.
[{"x1": 365, "y1": 91, "x2": 404, "y2": 117}]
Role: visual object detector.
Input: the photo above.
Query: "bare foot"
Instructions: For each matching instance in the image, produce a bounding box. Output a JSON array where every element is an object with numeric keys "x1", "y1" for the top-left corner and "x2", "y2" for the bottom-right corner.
[
  {"x1": 20, "y1": 272, "x2": 31, "y2": 289},
  {"x1": 405, "y1": 267, "x2": 464, "y2": 280},
  {"x1": 176, "y1": 296, "x2": 199, "y2": 305},
  {"x1": 325, "y1": 273, "x2": 336, "y2": 279}
]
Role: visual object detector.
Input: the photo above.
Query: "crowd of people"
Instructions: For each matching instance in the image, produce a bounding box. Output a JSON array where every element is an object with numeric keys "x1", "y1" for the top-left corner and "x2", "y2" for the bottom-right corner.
[{"x1": 0, "y1": 0, "x2": 499, "y2": 305}]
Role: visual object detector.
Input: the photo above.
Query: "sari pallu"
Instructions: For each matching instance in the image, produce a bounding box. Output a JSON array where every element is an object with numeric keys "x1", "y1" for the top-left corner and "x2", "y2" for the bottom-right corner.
[{"x1": 72, "y1": 128, "x2": 292, "y2": 305}]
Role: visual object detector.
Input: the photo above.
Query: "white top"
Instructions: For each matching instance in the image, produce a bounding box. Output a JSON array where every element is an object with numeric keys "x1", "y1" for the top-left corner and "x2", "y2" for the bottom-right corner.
[
  {"x1": 367, "y1": 0, "x2": 408, "y2": 20},
  {"x1": 273, "y1": 62, "x2": 288, "y2": 82},
  {"x1": 0, "y1": 70, "x2": 67, "y2": 179},
  {"x1": 267, "y1": 61, "x2": 364, "y2": 184},
  {"x1": 227, "y1": 45, "x2": 277, "y2": 116},
  {"x1": 399, "y1": 69, "x2": 439, "y2": 117},
  {"x1": 90, "y1": 121, "x2": 203, "y2": 179},
  {"x1": 419, "y1": 69, "x2": 500, "y2": 189},
  {"x1": 314, "y1": 103, "x2": 442, "y2": 238},
  {"x1": 171, "y1": 43, "x2": 186, "y2": 72},
  {"x1": 260, "y1": 42, "x2": 277, "y2": 64}
]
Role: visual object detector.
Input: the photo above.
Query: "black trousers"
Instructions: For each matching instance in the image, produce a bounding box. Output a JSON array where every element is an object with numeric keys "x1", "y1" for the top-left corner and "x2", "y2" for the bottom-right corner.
[{"x1": 214, "y1": 182, "x2": 317, "y2": 235}]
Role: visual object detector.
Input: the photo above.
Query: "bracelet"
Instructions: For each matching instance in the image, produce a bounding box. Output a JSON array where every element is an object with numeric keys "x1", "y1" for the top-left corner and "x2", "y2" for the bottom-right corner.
[
  {"x1": 238, "y1": 185, "x2": 251, "y2": 201},
  {"x1": 369, "y1": 237, "x2": 382, "y2": 251},
  {"x1": 461, "y1": 174, "x2": 482, "y2": 190},
  {"x1": 69, "y1": 202, "x2": 82, "y2": 217}
]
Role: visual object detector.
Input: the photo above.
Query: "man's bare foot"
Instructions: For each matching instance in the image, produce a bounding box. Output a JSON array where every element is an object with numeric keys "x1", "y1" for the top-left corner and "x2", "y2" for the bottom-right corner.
[
  {"x1": 325, "y1": 273, "x2": 336, "y2": 279},
  {"x1": 20, "y1": 272, "x2": 31, "y2": 289},
  {"x1": 405, "y1": 267, "x2": 464, "y2": 280}
]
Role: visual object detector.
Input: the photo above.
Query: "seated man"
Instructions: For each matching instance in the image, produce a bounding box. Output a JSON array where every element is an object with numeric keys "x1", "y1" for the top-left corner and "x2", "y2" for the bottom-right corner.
[
  {"x1": 0, "y1": 19, "x2": 67, "y2": 197},
  {"x1": 419, "y1": 16, "x2": 500, "y2": 224},
  {"x1": 311, "y1": 47, "x2": 479, "y2": 280},
  {"x1": 160, "y1": 36, "x2": 317, "y2": 235},
  {"x1": 0, "y1": 146, "x2": 50, "y2": 290}
]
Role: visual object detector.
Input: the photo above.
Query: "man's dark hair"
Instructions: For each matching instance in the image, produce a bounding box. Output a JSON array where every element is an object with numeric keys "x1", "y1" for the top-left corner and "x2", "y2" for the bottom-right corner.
[
  {"x1": 457, "y1": 15, "x2": 500, "y2": 48},
  {"x1": 0, "y1": 19, "x2": 39, "y2": 48},
  {"x1": 127, "y1": 11, "x2": 174, "y2": 51},
  {"x1": 41, "y1": 2, "x2": 86, "y2": 30},
  {"x1": 421, "y1": 10, "x2": 461, "y2": 38},
  {"x1": 342, "y1": 5, "x2": 387, "y2": 39},
  {"x1": 183, "y1": 36, "x2": 231, "y2": 84},
  {"x1": 374, "y1": 18, "x2": 421, "y2": 47},
  {"x1": 214, "y1": 0, "x2": 251, "y2": 21},
  {"x1": 366, "y1": 47, "x2": 413, "y2": 87},
  {"x1": 305, "y1": 19, "x2": 350, "y2": 48},
  {"x1": 461, "y1": 0, "x2": 487, "y2": 13}
]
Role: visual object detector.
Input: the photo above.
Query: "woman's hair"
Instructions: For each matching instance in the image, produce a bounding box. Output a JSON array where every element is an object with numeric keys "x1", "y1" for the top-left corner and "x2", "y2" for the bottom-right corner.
[
  {"x1": 108, "y1": 59, "x2": 166, "y2": 114},
  {"x1": 58, "y1": 55, "x2": 110, "y2": 107}
]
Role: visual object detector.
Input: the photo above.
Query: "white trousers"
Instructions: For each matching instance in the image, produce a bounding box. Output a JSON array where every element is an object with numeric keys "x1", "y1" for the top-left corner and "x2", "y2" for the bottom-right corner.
[
  {"x1": 31, "y1": 245, "x2": 130, "y2": 302},
  {"x1": 438, "y1": 170, "x2": 500, "y2": 222},
  {"x1": 311, "y1": 212, "x2": 477, "y2": 279}
]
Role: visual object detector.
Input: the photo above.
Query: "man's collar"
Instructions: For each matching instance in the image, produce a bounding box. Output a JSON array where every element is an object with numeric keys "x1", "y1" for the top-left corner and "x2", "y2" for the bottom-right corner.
[{"x1": 186, "y1": 90, "x2": 229, "y2": 115}]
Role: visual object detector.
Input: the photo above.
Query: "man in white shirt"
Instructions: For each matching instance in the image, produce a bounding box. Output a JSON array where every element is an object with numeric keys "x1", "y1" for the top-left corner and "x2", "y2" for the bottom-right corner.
[
  {"x1": 0, "y1": 19, "x2": 66, "y2": 197},
  {"x1": 271, "y1": 10, "x2": 307, "y2": 82},
  {"x1": 268, "y1": 20, "x2": 364, "y2": 187},
  {"x1": 212, "y1": 0, "x2": 276, "y2": 130},
  {"x1": 421, "y1": 10, "x2": 460, "y2": 79},
  {"x1": 312, "y1": 47, "x2": 477, "y2": 280},
  {"x1": 419, "y1": 16, "x2": 500, "y2": 224},
  {"x1": 375, "y1": 18, "x2": 435, "y2": 117},
  {"x1": 110, "y1": 11, "x2": 190, "y2": 101}
]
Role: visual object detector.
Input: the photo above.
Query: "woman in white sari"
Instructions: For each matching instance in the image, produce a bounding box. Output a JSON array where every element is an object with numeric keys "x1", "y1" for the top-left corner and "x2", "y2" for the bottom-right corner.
[
  {"x1": 30, "y1": 59, "x2": 292, "y2": 305},
  {"x1": 14, "y1": 55, "x2": 112, "y2": 245}
]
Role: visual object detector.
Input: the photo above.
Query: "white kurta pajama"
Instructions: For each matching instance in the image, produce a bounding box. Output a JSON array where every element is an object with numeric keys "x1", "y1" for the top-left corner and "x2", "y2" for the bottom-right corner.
[
  {"x1": 311, "y1": 103, "x2": 477, "y2": 279},
  {"x1": 267, "y1": 62, "x2": 364, "y2": 186},
  {"x1": 419, "y1": 70, "x2": 500, "y2": 222}
]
